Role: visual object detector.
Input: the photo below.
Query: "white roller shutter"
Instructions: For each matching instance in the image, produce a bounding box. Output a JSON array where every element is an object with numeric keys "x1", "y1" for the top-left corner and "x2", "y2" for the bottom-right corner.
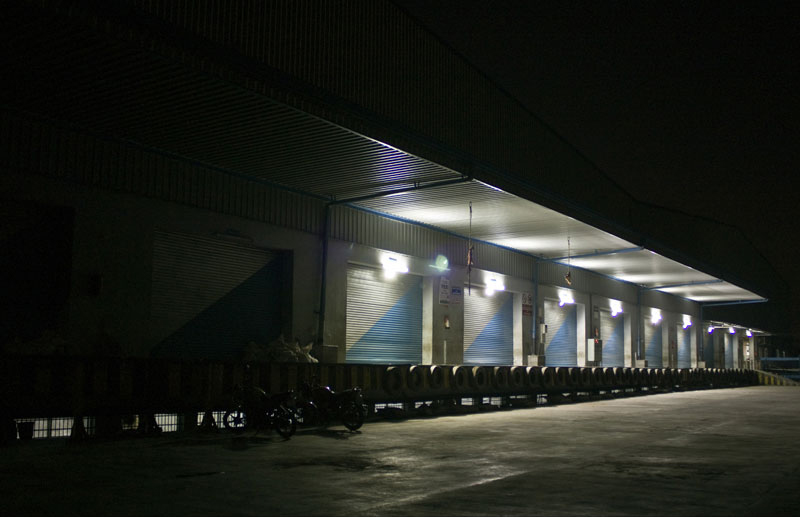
[
  {"x1": 346, "y1": 265, "x2": 422, "y2": 364},
  {"x1": 463, "y1": 290, "x2": 513, "y2": 365}
]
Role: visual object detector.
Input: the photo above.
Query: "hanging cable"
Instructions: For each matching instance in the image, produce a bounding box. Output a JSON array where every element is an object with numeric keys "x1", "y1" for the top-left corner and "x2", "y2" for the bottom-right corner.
[{"x1": 565, "y1": 235, "x2": 572, "y2": 285}]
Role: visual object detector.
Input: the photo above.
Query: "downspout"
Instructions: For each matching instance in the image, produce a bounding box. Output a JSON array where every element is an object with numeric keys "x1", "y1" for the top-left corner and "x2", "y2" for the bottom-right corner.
[
  {"x1": 316, "y1": 203, "x2": 331, "y2": 347},
  {"x1": 637, "y1": 286, "x2": 643, "y2": 362},
  {"x1": 533, "y1": 258, "x2": 540, "y2": 356}
]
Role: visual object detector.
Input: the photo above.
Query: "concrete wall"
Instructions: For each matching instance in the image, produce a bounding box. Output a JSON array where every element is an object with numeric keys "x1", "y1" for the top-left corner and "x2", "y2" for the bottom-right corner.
[{"x1": 2, "y1": 172, "x2": 323, "y2": 357}]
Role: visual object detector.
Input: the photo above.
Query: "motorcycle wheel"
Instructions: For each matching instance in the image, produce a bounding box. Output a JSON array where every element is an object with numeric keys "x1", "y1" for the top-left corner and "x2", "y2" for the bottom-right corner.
[
  {"x1": 223, "y1": 410, "x2": 247, "y2": 433},
  {"x1": 295, "y1": 404, "x2": 321, "y2": 427},
  {"x1": 273, "y1": 408, "x2": 297, "y2": 439},
  {"x1": 341, "y1": 403, "x2": 365, "y2": 431}
]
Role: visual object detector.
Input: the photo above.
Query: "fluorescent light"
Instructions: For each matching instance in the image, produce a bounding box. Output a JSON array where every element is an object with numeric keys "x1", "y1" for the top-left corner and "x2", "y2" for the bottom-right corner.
[
  {"x1": 610, "y1": 300, "x2": 622, "y2": 317},
  {"x1": 682, "y1": 314, "x2": 692, "y2": 329},
  {"x1": 558, "y1": 291, "x2": 574, "y2": 307}
]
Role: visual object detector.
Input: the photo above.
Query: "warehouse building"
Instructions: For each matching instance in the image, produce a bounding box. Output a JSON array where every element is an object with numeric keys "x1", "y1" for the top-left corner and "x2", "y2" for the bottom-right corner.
[{"x1": 1, "y1": 0, "x2": 782, "y2": 379}]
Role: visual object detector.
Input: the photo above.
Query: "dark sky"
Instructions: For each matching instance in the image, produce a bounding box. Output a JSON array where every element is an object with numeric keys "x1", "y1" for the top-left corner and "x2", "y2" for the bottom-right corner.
[{"x1": 392, "y1": 0, "x2": 799, "y2": 334}]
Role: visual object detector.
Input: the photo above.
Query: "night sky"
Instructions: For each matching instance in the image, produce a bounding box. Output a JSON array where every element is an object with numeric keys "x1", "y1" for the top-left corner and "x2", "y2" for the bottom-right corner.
[{"x1": 392, "y1": 0, "x2": 799, "y2": 337}]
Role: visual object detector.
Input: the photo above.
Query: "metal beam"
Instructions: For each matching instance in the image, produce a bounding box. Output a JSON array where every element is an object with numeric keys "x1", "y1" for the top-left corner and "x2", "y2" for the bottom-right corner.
[
  {"x1": 644, "y1": 279, "x2": 725, "y2": 291},
  {"x1": 543, "y1": 246, "x2": 644, "y2": 262},
  {"x1": 328, "y1": 176, "x2": 472, "y2": 206},
  {"x1": 702, "y1": 299, "x2": 769, "y2": 308}
]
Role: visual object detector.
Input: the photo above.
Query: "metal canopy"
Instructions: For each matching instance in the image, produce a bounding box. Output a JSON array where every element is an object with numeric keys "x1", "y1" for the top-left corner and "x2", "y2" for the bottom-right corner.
[{"x1": 0, "y1": 3, "x2": 764, "y2": 305}]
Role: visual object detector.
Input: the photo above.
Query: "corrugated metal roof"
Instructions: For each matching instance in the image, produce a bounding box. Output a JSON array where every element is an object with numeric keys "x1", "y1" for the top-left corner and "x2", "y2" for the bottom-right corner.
[{"x1": 0, "y1": 4, "x2": 764, "y2": 304}]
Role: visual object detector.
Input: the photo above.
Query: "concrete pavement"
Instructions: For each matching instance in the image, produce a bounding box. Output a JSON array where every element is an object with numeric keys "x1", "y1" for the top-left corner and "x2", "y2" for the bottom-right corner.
[{"x1": 1, "y1": 386, "x2": 798, "y2": 516}]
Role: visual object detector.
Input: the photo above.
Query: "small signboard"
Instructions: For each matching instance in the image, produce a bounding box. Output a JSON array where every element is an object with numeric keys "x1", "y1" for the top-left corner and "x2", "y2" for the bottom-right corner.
[{"x1": 439, "y1": 277, "x2": 450, "y2": 304}]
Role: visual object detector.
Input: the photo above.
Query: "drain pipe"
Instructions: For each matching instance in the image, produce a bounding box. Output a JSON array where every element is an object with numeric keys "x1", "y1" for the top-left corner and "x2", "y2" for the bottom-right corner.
[
  {"x1": 533, "y1": 258, "x2": 540, "y2": 356},
  {"x1": 316, "y1": 203, "x2": 332, "y2": 346},
  {"x1": 637, "y1": 286, "x2": 643, "y2": 362}
]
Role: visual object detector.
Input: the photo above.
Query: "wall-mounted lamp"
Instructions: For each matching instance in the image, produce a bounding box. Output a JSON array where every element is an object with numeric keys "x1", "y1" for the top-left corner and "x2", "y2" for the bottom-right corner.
[
  {"x1": 650, "y1": 308, "x2": 662, "y2": 325},
  {"x1": 558, "y1": 291, "x2": 575, "y2": 307},
  {"x1": 746, "y1": 329, "x2": 753, "y2": 337},
  {"x1": 610, "y1": 299, "x2": 622, "y2": 317},
  {"x1": 708, "y1": 325, "x2": 714, "y2": 334},
  {"x1": 682, "y1": 314, "x2": 692, "y2": 329},
  {"x1": 485, "y1": 277, "x2": 506, "y2": 296},
  {"x1": 381, "y1": 255, "x2": 408, "y2": 279},
  {"x1": 729, "y1": 326, "x2": 736, "y2": 334}
]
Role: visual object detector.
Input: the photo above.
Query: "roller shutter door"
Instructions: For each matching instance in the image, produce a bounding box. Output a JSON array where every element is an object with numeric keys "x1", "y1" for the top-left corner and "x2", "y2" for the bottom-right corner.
[
  {"x1": 600, "y1": 310, "x2": 624, "y2": 367},
  {"x1": 703, "y1": 332, "x2": 715, "y2": 368},
  {"x1": 346, "y1": 265, "x2": 422, "y2": 364},
  {"x1": 463, "y1": 290, "x2": 513, "y2": 365},
  {"x1": 725, "y1": 333, "x2": 734, "y2": 368},
  {"x1": 544, "y1": 299, "x2": 577, "y2": 367},
  {"x1": 150, "y1": 231, "x2": 284, "y2": 360},
  {"x1": 677, "y1": 326, "x2": 692, "y2": 368},
  {"x1": 644, "y1": 318, "x2": 663, "y2": 368}
]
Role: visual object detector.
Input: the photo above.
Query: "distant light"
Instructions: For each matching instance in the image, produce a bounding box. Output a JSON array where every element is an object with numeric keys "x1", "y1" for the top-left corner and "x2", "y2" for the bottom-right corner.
[
  {"x1": 610, "y1": 300, "x2": 622, "y2": 317},
  {"x1": 729, "y1": 326, "x2": 736, "y2": 334},
  {"x1": 746, "y1": 329, "x2": 753, "y2": 337},
  {"x1": 650, "y1": 308, "x2": 662, "y2": 325},
  {"x1": 708, "y1": 325, "x2": 714, "y2": 334},
  {"x1": 558, "y1": 291, "x2": 574, "y2": 307},
  {"x1": 682, "y1": 314, "x2": 692, "y2": 329}
]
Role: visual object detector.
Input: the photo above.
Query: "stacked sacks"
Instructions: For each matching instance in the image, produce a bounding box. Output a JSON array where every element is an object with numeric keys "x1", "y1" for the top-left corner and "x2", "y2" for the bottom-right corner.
[{"x1": 242, "y1": 335, "x2": 319, "y2": 363}]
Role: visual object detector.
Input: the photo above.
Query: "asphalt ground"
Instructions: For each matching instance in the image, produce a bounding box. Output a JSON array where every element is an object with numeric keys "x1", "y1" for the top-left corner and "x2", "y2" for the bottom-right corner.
[{"x1": 1, "y1": 386, "x2": 798, "y2": 516}]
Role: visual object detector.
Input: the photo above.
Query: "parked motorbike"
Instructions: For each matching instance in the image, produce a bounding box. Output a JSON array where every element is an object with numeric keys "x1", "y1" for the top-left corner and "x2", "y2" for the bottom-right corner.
[
  {"x1": 295, "y1": 379, "x2": 367, "y2": 431},
  {"x1": 223, "y1": 384, "x2": 297, "y2": 439}
]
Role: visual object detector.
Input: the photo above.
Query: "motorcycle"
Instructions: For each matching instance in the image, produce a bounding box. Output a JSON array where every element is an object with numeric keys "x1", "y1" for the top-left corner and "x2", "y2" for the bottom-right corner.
[
  {"x1": 295, "y1": 379, "x2": 367, "y2": 431},
  {"x1": 223, "y1": 384, "x2": 297, "y2": 439}
]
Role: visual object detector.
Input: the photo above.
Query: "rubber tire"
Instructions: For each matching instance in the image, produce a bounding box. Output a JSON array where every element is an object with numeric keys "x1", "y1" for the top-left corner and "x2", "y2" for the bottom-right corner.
[
  {"x1": 341, "y1": 403, "x2": 365, "y2": 431},
  {"x1": 273, "y1": 409, "x2": 297, "y2": 439}
]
